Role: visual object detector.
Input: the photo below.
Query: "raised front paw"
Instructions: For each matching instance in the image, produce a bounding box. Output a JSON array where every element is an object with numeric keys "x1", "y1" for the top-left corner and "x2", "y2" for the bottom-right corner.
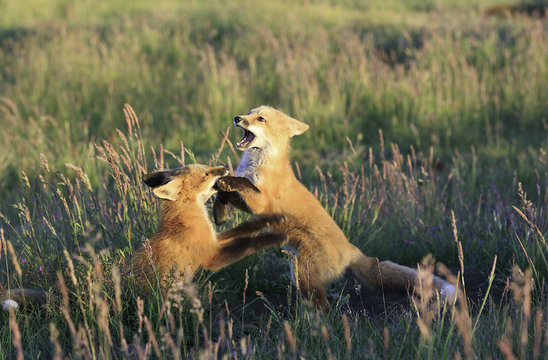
[
  {"x1": 214, "y1": 177, "x2": 234, "y2": 192},
  {"x1": 215, "y1": 176, "x2": 260, "y2": 193}
]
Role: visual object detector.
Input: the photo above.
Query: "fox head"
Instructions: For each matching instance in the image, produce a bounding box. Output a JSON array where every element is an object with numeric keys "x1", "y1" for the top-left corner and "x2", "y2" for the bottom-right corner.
[
  {"x1": 233, "y1": 106, "x2": 309, "y2": 151},
  {"x1": 143, "y1": 164, "x2": 228, "y2": 203}
]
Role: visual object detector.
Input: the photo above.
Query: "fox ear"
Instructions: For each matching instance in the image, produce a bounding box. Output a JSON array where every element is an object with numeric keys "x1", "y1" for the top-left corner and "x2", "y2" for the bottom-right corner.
[
  {"x1": 143, "y1": 171, "x2": 172, "y2": 188},
  {"x1": 143, "y1": 171, "x2": 179, "y2": 201},
  {"x1": 287, "y1": 117, "x2": 309, "y2": 137},
  {"x1": 152, "y1": 182, "x2": 179, "y2": 201}
]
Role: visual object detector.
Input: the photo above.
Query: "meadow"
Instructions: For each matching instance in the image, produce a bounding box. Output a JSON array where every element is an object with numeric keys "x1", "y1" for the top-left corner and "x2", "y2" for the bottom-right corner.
[{"x1": 0, "y1": 0, "x2": 547, "y2": 358}]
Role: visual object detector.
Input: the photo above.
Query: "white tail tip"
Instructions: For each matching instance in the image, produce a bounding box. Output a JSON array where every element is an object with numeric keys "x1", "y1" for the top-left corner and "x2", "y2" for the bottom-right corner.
[
  {"x1": 2, "y1": 299, "x2": 19, "y2": 311},
  {"x1": 440, "y1": 283, "x2": 457, "y2": 301}
]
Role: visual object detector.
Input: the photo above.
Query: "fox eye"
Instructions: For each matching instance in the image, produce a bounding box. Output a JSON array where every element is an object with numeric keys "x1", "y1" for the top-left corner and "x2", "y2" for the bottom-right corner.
[
  {"x1": 205, "y1": 172, "x2": 209, "y2": 176},
  {"x1": 257, "y1": 116, "x2": 266, "y2": 122}
]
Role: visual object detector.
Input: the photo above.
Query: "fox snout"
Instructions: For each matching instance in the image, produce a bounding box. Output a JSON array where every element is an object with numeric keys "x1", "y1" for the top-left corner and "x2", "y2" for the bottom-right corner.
[
  {"x1": 233, "y1": 116, "x2": 248, "y2": 127},
  {"x1": 210, "y1": 166, "x2": 229, "y2": 178}
]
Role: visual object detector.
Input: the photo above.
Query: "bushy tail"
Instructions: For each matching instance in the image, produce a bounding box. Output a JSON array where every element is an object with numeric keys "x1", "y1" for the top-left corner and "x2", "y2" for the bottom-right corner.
[
  {"x1": 349, "y1": 249, "x2": 456, "y2": 299},
  {"x1": 1, "y1": 288, "x2": 47, "y2": 311}
]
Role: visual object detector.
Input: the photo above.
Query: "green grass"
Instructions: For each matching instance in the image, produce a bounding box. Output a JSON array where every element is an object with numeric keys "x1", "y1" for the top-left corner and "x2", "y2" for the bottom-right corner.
[{"x1": 1, "y1": 0, "x2": 547, "y2": 358}]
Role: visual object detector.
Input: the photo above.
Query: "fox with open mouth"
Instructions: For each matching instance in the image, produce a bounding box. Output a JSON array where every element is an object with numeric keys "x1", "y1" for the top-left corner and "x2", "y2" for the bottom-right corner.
[{"x1": 214, "y1": 106, "x2": 456, "y2": 309}]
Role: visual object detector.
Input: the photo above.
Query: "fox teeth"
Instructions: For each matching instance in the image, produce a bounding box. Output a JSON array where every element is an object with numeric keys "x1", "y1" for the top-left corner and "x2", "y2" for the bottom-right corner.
[{"x1": 238, "y1": 129, "x2": 255, "y2": 147}]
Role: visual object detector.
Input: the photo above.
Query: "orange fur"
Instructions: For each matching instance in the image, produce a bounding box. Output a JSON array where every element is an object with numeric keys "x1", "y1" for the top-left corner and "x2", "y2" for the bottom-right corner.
[
  {"x1": 131, "y1": 164, "x2": 287, "y2": 286},
  {"x1": 214, "y1": 106, "x2": 455, "y2": 309}
]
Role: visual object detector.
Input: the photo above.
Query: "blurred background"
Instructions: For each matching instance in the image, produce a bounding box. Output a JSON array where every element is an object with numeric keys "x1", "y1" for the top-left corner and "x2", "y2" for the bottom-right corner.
[{"x1": 0, "y1": 0, "x2": 546, "y2": 205}]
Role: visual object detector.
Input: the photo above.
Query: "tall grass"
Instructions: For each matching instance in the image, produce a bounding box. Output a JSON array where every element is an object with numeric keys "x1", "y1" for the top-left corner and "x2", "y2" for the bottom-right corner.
[
  {"x1": 1, "y1": 0, "x2": 547, "y2": 358},
  {"x1": 1, "y1": 103, "x2": 546, "y2": 358}
]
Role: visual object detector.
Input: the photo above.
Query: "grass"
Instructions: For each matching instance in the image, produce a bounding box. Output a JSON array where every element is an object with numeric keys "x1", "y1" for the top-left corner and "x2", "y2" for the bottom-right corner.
[{"x1": 1, "y1": 0, "x2": 547, "y2": 358}]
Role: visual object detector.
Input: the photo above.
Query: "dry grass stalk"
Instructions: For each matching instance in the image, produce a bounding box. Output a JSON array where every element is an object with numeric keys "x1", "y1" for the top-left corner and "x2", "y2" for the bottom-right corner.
[
  {"x1": 342, "y1": 313, "x2": 352, "y2": 352},
  {"x1": 243, "y1": 268, "x2": 249, "y2": 307},
  {"x1": 413, "y1": 255, "x2": 435, "y2": 342},
  {"x1": 182, "y1": 278, "x2": 204, "y2": 324},
  {"x1": 533, "y1": 309, "x2": 543, "y2": 359},
  {"x1": 510, "y1": 266, "x2": 533, "y2": 359},
  {"x1": 6, "y1": 240, "x2": 22, "y2": 279},
  {"x1": 515, "y1": 234, "x2": 535, "y2": 272},
  {"x1": 50, "y1": 322, "x2": 63, "y2": 360},
  {"x1": 453, "y1": 292, "x2": 474, "y2": 359},
  {"x1": 112, "y1": 265, "x2": 122, "y2": 317},
  {"x1": 284, "y1": 320, "x2": 297, "y2": 355},
  {"x1": 498, "y1": 319, "x2": 517, "y2": 360},
  {"x1": 227, "y1": 316, "x2": 234, "y2": 346},
  {"x1": 65, "y1": 163, "x2": 93, "y2": 192},
  {"x1": 9, "y1": 309, "x2": 24, "y2": 360},
  {"x1": 451, "y1": 210, "x2": 467, "y2": 300},
  {"x1": 217, "y1": 315, "x2": 226, "y2": 346},
  {"x1": 282, "y1": 249, "x2": 300, "y2": 291},
  {"x1": 133, "y1": 334, "x2": 148, "y2": 360},
  {"x1": 144, "y1": 316, "x2": 161, "y2": 357},
  {"x1": 57, "y1": 271, "x2": 69, "y2": 309},
  {"x1": 137, "y1": 296, "x2": 144, "y2": 334},
  {"x1": 0, "y1": 227, "x2": 7, "y2": 260},
  {"x1": 263, "y1": 315, "x2": 272, "y2": 342},
  {"x1": 63, "y1": 249, "x2": 79, "y2": 287},
  {"x1": 96, "y1": 295, "x2": 114, "y2": 349},
  {"x1": 85, "y1": 271, "x2": 94, "y2": 313}
]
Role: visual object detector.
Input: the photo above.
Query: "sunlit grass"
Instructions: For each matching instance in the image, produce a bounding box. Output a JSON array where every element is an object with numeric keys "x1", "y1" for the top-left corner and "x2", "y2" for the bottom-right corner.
[
  {"x1": 1, "y1": 103, "x2": 546, "y2": 358},
  {"x1": 1, "y1": 0, "x2": 547, "y2": 358}
]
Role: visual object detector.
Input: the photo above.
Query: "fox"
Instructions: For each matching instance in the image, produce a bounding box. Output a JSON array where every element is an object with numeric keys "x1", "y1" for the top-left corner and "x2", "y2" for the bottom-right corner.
[
  {"x1": 1, "y1": 164, "x2": 287, "y2": 311},
  {"x1": 130, "y1": 164, "x2": 288, "y2": 284},
  {"x1": 213, "y1": 106, "x2": 456, "y2": 309}
]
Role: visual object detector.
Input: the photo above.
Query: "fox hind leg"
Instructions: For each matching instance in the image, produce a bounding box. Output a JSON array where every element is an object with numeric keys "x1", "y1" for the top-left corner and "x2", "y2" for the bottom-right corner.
[
  {"x1": 290, "y1": 259, "x2": 330, "y2": 310},
  {"x1": 298, "y1": 272, "x2": 330, "y2": 310},
  {"x1": 349, "y1": 249, "x2": 456, "y2": 299}
]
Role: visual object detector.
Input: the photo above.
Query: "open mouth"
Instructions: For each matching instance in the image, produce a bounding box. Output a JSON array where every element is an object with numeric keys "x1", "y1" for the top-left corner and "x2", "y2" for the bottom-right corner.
[{"x1": 237, "y1": 128, "x2": 255, "y2": 149}]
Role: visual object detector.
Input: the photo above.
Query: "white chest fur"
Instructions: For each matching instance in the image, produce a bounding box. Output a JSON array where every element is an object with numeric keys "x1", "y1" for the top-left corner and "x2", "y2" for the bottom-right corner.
[{"x1": 236, "y1": 148, "x2": 266, "y2": 185}]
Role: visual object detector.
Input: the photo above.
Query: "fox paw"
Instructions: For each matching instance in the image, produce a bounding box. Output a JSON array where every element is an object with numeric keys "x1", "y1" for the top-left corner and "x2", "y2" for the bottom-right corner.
[
  {"x1": 264, "y1": 214, "x2": 287, "y2": 227},
  {"x1": 271, "y1": 231, "x2": 289, "y2": 246},
  {"x1": 215, "y1": 177, "x2": 234, "y2": 192}
]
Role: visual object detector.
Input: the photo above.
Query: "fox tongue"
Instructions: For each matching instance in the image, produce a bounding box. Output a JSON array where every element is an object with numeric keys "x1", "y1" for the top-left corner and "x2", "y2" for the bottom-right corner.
[{"x1": 238, "y1": 129, "x2": 255, "y2": 147}]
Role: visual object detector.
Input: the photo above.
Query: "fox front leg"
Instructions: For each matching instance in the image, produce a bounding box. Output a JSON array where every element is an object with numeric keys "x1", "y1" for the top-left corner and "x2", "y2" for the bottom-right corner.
[
  {"x1": 213, "y1": 192, "x2": 230, "y2": 225},
  {"x1": 217, "y1": 214, "x2": 287, "y2": 242},
  {"x1": 207, "y1": 232, "x2": 287, "y2": 271},
  {"x1": 213, "y1": 176, "x2": 261, "y2": 225},
  {"x1": 215, "y1": 176, "x2": 260, "y2": 193}
]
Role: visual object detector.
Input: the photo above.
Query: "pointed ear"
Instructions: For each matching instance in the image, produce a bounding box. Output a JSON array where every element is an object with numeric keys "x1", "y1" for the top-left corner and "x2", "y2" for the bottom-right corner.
[
  {"x1": 287, "y1": 117, "x2": 309, "y2": 137},
  {"x1": 152, "y1": 181, "x2": 179, "y2": 201},
  {"x1": 143, "y1": 170, "x2": 180, "y2": 201},
  {"x1": 143, "y1": 171, "x2": 172, "y2": 188}
]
